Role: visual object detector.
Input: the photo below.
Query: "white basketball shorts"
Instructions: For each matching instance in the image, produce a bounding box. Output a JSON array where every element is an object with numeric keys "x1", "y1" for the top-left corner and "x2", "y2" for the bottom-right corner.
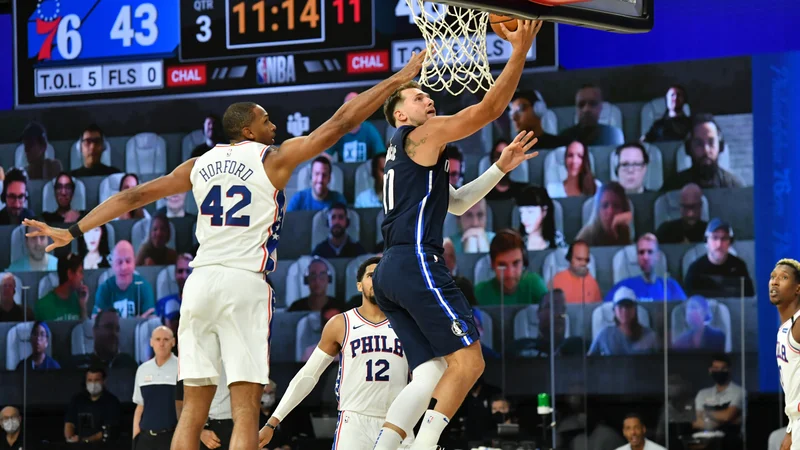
[
  {"x1": 332, "y1": 410, "x2": 414, "y2": 450},
  {"x1": 178, "y1": 265, "x2": 273, "y2": 386}
]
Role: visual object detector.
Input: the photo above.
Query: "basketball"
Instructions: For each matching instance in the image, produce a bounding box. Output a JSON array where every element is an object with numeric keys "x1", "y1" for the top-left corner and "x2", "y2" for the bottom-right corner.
[{"x1": 489, "y1": 14, "x2": 519, "y2": 40}]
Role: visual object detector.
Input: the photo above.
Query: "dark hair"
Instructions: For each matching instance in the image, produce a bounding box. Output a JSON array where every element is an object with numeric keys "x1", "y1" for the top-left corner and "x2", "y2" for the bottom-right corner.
[
  {"x1": 511, "y1": 89, "x2": 538, "y2": 106},
  {"x1": 453, "y1": 276, "x2": 477, "y2": 307},
  {"x1": 82, "y1": 123, "x2": 104, "y2": 139},
  {"x1": 489, "y1": 229, "x2": 525, "y2": 263},
  {"x1": 119, "y1": 173, "x2": 139, "y2": 191},
  {"x1": 591, "y1": 181, "x2": 631, "y2": 221},
  {"x1": 711, "y1": 353, "x2": 731, "y2": 367},
  {"x1": 222, "y1": 102, "x2": 258, "y2": 141},
  {"x1": 203, "y1": 114, "x2": 225, "y2": 143},
  {"x1": 565, "y1": 141, "x2": 597, "y2": 196},
  {"x1": 613, "y1": 307, "x2": 643, "y2": 341},
  {"x1": 356, "y1": 256, "x2": 382, "y2": 282},
  {"x1": 327, "y1": 202, "x2": 347, "y2": 216},
  {"x1": 623, "y1": 412, "x2": 645, "y2": 425},
  {"x1": 93, "y1": 309, "x2": 118, "y2": 329},
  {"x1": 444, "y1": 144, "x2": 464, "y2": 163},
  {"x1": 21, "y1": 122, "x2": 47, "y2": 143},
  {"x1": 383, "y1": 81, "x2": 421, "y2": 128},
  {"x1": 53, "y1": 172, "x2": 75, "y2": 193},
  {"x1": 668, "y1": 84, "x2": 688, "y2": 102},
  {"x1": 2, "y1": 168, "x2": 28, "y2": 203},
  {"x1": 579, "y1": 83, "x2": 602, "y2": 98},
  {"x1": 31, "y1": 320, "x2": 50, "y2": 338},
  {"x1": 57, "y1": 253, "x2": 84, "y2": 285},
  {"x1": 517, "y1": 186, "x2": 557, "y2": 248},
  {"x1": 86, "y1": 365, "x2": 107, "y2": 380},
  {"x1": 615, "y1": 142, "x2": 650, "y2": 165},
  {"x1": 77, "y1": 224, "x2": 111, "y2": 262},
  {"x1": 690, "y1": 113, "x2": 722, "y2": 140},
  {"x1": 311, "y1": 156, "x2": 332, "y2": 176},
  {"x1": 371, "y1": 152, "x2": 386, "y2": 178}
]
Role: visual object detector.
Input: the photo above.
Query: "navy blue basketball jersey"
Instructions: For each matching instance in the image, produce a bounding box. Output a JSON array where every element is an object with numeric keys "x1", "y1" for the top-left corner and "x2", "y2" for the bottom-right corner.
[{"x1": 381, "y1": 125, "x2": 450, "y2": 254}]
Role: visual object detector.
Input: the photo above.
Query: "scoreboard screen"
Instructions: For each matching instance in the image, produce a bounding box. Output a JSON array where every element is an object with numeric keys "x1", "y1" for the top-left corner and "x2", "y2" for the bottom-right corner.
[{"x1": 14, "y1": 0, "x2": 557, "y2": 107}]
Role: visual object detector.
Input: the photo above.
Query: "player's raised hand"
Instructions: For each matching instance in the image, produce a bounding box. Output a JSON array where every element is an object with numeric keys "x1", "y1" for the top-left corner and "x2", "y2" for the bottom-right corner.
[
  {"x1": 495, "y1": 131, "x2": 539, "y2": 174},
  {"x1": 258, "y1": 424, "x2": 276, "y2": 448},
  {"x1": 503, "y1": 19, "x2": 543, "y2": 52},
  {"x1": 22, "y1": 218, "x2": 72, "y2": 252},
  {"x1": 394, "y1": 49, "x2": 428, "y2": 83}
]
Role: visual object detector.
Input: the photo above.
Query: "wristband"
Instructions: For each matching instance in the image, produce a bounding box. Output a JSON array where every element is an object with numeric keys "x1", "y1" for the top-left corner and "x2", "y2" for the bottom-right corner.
[
  {"x1": 265, "y1": 422, "x2": 277, "y2": 430},
  {"x1": 68, "y1": 223, "x2": 83, "y2": 239}
]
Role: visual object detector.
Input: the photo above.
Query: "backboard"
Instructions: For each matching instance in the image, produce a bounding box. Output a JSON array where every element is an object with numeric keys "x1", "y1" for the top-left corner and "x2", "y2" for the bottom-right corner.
[{"x1": 430, "y1": 0, "x2": 654, "y2": 33}]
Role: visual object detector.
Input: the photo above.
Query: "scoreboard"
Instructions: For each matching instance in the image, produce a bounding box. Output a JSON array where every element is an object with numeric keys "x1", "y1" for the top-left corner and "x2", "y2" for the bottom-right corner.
[{"x1": 13, "y1": 0, "x2": 557, "y2": 107}]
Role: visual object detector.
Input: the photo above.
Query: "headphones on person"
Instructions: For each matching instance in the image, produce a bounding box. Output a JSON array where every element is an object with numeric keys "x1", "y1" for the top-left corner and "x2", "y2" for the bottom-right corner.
[
  {"x1": 614, "y1": 142, "x2": 650, "y2": 176},
  {"x1": 303, "y1": 256, "x2": 333, "y2": 285},
  {"x1": 1, "y1": 169, "x2": 29, "y2": 204},
  {"x1": 324, "y1": 205, "x2": 350, "y2": 229},
  {"x1": 531, "y1": 90, "x2": 548, "y2": 118},
  {"x1": 493, "y1": 229, "x2": 529, "y2": 269},
  {"x1": 684, "y1": 114, "x2": 726, "y2": 158},
  {"x1": 565, "y1": 240, "x2": 591, "y2": 264}
]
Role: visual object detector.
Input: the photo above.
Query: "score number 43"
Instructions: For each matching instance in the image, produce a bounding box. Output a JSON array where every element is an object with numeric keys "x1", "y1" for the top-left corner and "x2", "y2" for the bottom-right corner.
[{"x1": 48, "y1": 3, "x2": 159, "y2": 60}]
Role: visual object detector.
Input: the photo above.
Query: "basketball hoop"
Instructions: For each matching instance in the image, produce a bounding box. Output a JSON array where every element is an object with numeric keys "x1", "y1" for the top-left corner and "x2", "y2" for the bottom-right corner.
[{"x1": 404, "y1": 0, "x2": 494, "y2": 96}]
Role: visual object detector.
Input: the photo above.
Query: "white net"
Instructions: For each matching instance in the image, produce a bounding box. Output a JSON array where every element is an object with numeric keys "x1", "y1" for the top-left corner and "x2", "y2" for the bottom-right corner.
[{"x1": 405, "y1": 0, "x2": 493, "y2": 96}]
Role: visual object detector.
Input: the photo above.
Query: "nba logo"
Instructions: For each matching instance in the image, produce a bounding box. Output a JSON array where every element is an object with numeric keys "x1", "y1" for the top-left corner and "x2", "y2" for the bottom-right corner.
[{"x1": 256, "y1": 57, "x2": 269, "y2": 84}]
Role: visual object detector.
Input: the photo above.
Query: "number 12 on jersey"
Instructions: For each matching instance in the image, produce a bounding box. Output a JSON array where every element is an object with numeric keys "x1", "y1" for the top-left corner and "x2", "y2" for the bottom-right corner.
[
  {"x1": 201, "y1": 185, "x2": 252, "y2": 226},
  {"x1": 365, "y1": 359, "x2": 390, "y2": 381}
]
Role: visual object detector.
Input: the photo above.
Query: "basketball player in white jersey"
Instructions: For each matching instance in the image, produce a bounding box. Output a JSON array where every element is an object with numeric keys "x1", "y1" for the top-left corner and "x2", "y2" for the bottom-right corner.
[
  {"x1": 22, "y1": 52, "x2": 426, "y2": 450},
  {"x1": 771, "y1": 258, "x2": 800, "y2": 450},
  {"x1": 258, "y1": 256, "x2": 412, "y2": 449}
]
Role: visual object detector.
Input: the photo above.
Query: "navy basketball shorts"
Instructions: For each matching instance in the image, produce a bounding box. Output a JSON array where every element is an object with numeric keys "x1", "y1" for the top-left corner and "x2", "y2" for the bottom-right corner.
[{"x1": 373, "y1": 245, "x2": 480, "y2": 370}]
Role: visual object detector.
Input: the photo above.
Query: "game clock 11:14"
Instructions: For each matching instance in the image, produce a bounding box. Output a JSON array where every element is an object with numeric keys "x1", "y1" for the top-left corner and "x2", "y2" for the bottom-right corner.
[{"x1": 180, "y1": 0, "x2": 374, "y2": 60}]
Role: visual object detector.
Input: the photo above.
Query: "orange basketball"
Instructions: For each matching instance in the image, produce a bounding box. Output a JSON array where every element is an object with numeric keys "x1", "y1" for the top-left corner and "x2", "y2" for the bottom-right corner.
[{"x1": 489, "y1": 14, "x2": 519, "y2": 40}]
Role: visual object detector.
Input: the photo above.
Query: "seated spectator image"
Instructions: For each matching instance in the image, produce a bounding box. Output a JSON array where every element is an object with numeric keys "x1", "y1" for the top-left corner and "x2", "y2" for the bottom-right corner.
[
  {"x1": 615, "y1": 413, "x2": 666, "y2": 450},
  {"x1": 71, "y1": 124, "x2": 121, "y2": 177},
  {"x1": 77, "y1": 224, "x2": 112, "y2": 269},
  {"x1": 589, "y1": 287, "x2": 659, "y2": 356},
  {"x1": 454, "y1": 275, "x2": 499, "y2": 360},
  {"x1": 517, "y1": 186, "x2": 566, "y2": 251},
  {"x1": 692, "y1": 355, "x2": 745, "y2": 450},
  {"x1": 1, "y1": 406, "x2": 24, "y2": 449},
  {"x1": 312, "y1": 204, "x2": 366, "y2": 258},
  {"x1": 93, "y1": 240, "x2": 155, "y2": 318},
  {"x1": 288, "y1": 257, "x2": 341, "y2": 312},
  {"x1": 450, "y1": 198, "x2": 495, "y2": 254},
  {"x1": 663, "y1": 114, "x2": 745, "y2": 191},
  {"x1": 190, "y1": 114, "x2": 224, "y2": 158},
  {"x1": 136, "y1": 215, "x2": 178, "y2": 266},
  {"x1": 42, "y1": 172, "x2": 83, "y2": 224},
  {"x1": 605, "y1": 234, "x2": 686, "y2": 303},
  {"x1": 655, "y1": 183, "x2": 708, "y2": 244},
  {"x1": 21, "y1": 121, "x2": 62, "y2": 180},
  {"x1": 117, "y1": 174, "x2": 150, "y2": 220},
  {"x1": 286, "y1": 156, "x2": 347, "y2": 212},
  {"x1": 16, "y1": 321, "x2": 61, "y2": 371},
  {"x1": 156, "y1": 192, "x2": 188, "y2": 218},
  {"x1": 576, "y1": 182, "x2": 633, "y2": 247},
  {"x1": 300, "y1": 304, "x2": 343, "y2": 362},
  {"x1": 7, "y1": 222, "x2": 59, "y2": 272},
  {"x1": 684, "y1": 219, "x2": 754, "y2": 297},
  {"x1": 35, "y1": 253, "x2": 89, "y2": 321},
  {"x1": 326, "y1": 92, "x2": 386, "y2": 162},
  {"x1": 615, "y1": 143, "x2": 650, "y2": 194},
  {"x1": 559, "y1": 84, "x2": 624, "y2": 146},
  {"x1": 72, "y1": 309, "x2": 138, "y2": 369},
  {"x1": 509, "y1": 89, "x2": 567, "y2": 149},
  {"x1": 643, "y1": 85, "x2": 692, "y2": 143},
  {"x1": 0, "y1": 274, "x2": 31, "y2": 322},
  {"x1": 0, "y1": 168, "x2": 34, "y2": 226},
  {"x1": 442, "y1": 237, "x2": 458, "y2": 275},
  {"x1": 672, "y1": 295, "x2": 726, "y2": 352},
  {"x1": 551, "y1": 240, "x2": 602, "y2": 304},
  {"x1": 512, "y1": 289, "x2": 585, "y2": 358},
  {"x1": 155, "y1": 254, "x2": 192, "y2": 327},
  {"x1": 475, "y1": 230, "x2": 547, "y2": 306},
  {"x1": 485, "y1": 141, "x2": 527, "y2": 202},
  {"x1": 354, "y1": 152, "x2": 386, "y2": 208},
  {"x1": 547, "y1": 140, "x2": 601, "y2": 199},
  {"x1": 64, "y1": 366, "x2": 121, "y2": 443},
  {"x1": 445, "y1": 144, "x2": 465, "y2": 188}
]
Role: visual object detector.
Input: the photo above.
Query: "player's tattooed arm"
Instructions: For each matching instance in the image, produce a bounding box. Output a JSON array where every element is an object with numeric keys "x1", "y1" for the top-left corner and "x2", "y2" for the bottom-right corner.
[{"x1": 404, "y1": 136, "x2": 427, "y2": 157}]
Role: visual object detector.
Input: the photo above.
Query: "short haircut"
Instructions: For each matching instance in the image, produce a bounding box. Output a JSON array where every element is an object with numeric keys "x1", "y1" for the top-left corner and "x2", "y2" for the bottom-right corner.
[
  {"x1": 383, "y1": 81, "x2": 421, "y2": 128},
  {"x1": 616, "y1": 142, "x2": 650, "y2": 165},
  {"x1": 637, "y1": 233, "x2": 658, "y2": 248},
  {"x1": 775, "y1": 258, "x2": 800, "y2": 283},
  {"x1": 623, "y1": 412, "x2": 644, "y2": 424},
  {"x1": 356, "y1": 256, "x2": 382, "y2": 282},
  {"x1": 489, "y1": 229, "x2": 524, "y2": 263},
  {"x1": 690, "y1": 113, "x2": 722, "y2": 139},
  {"x1": 711, "y1": 353, "x2": 731, "y2": 367},
  {"x1": 177, "y1": 253, "x2": 194, "y2": 264},
  {"x1": 222, "y1": 102, "x2": 258, "y2": 141},
  {"x1": 444, "y1": 144, "x2": 464, "y2": 163},
  {"x1": 94, "y1": 309, "x2": 118, "y2": 328},
  {"x1": 511, "y1": 89, "x2": 538, "y2": 106},
  {"x1": 5, "y1": 168, "x2": 28, "y2": 188},
  {"x1": 21, "y1": 122, "x2": 47, "y2": 142},
  {"x1": 119, "y1": 173, "x2": 139, "y2": 191},
  {"x1": 83, "y1": 123, "x2": 104, "y2": 138},
  {"x1": 311, "y1": 156, "x2": 332, "y2": 175},
  {"x1": 57, "y1": 253, "x2": 84, "y2": 285},
  {"x1": 86, "y1": 365, "x2": 107, "y2": 380},
  {"x1": 327, "y1": 202, "x2": 347, "y2": 216}
]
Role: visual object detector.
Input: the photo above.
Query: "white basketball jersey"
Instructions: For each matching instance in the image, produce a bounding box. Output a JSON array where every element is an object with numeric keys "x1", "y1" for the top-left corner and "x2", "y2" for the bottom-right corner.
[
  {"x1": 190, "y1": 141, "x2": 286, "y2": 274},
  {"x1": 335, "y1": 309, "x2": 409, "y2": 417},
  {"x1": 777, "y1": 310, "x2": 800, "y2": 421}
]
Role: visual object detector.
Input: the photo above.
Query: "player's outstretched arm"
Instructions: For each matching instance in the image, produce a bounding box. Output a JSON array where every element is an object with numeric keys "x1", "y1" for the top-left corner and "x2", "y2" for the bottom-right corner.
[
  {"x1": 411, "y1": 20, "x2": 543, "y2": 151},
  {"x1": 23, "y1": 159, "x2": 196, "y2": 252},
  {"x1": 265, "y1": 52, "x2": 427, "y2": 188},
  {"x1": 449, "y1": 131, "x2": 538, "y2": 215},
  {"x1": 258, "y1": 314, "x2": 344, "y2": 448}
]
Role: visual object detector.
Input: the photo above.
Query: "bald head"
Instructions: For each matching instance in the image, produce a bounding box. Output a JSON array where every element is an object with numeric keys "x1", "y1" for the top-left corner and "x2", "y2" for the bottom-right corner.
[
  {"x1": 1, "y1": 274, "x2": 15, "y2": 302},
  {"x1": 112, "y1": 240, "x2": 135, "y2": 284},
  {"x1": 680, "y1": 183, "x2": 702, "y2": 203},
  {"x1": 151, "y1": 325, "x2": 174, "y2": 339},
  {"x1": 113, "y1": 240, "x2": 134, "y2": 260},
  {"x1": 679, "y1": 183, "x2": 703, "y2": 226},
  {"x1": 150, "y1": 325, "x2": 175, "y2": 358}
]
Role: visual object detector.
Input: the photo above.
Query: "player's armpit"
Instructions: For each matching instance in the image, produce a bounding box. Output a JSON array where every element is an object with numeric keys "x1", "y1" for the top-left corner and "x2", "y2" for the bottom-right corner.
[
  {"x1": 412, "y1": 103, "x2": 505, "y2": 151},
  {"x1": 318, "y1": 313, "x2": 345, "y2": 356}
]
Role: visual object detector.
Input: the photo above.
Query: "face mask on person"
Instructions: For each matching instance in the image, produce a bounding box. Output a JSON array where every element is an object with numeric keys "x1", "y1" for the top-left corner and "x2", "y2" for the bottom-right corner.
[
  {"x1": 492, "y1": 412, "x2": 506, "y2": 424},
  {"x1": 261, "y1": 393, "x2": 276, "y2": 409},
  {"x1": 1, "y1": 418, "x2": 20, "y2": 434},
  {"x1": 86, "y1": 382, "x2": 103, "y2": 396},
  {"x1": 710, "y1": 370, "x2": 730, "y2": 385}
]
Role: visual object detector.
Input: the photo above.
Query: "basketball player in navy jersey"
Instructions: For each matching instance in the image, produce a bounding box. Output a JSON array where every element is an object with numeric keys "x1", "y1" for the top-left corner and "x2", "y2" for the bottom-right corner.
[{"x1": 371, "y1": 20, "x2": 542, "y2": 450}]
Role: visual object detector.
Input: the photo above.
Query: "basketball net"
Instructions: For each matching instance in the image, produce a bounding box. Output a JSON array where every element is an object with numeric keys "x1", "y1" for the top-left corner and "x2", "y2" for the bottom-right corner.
[{"x1": 405, "y1": 0, "x2": 493, "y2": 96}]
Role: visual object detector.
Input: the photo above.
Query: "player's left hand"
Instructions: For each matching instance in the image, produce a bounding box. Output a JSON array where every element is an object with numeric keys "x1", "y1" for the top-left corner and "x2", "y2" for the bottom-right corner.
[
  {"x1": 22, "y1": 218, "x2": 73, "y2": 252},
  {"x1": 495, "y1": 131, "x2": 538, "y2": 174},
  {"x1": 258, "y1": 424, "x2": 276, "y2": 448}
]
